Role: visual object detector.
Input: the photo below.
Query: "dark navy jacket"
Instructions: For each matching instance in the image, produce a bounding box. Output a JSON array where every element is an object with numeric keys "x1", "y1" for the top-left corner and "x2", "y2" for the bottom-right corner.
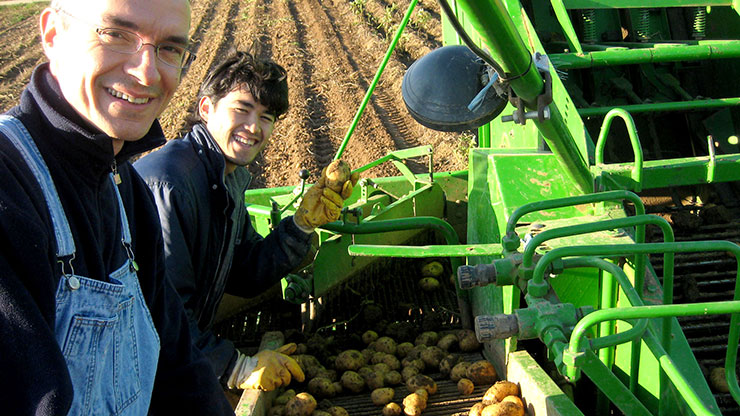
[
  {"x1": 134, "y1": 124, "x2": 311, "y2": 380},
  {"x1": 0, "y1": 64, "x2": 234, "y2": 415}
]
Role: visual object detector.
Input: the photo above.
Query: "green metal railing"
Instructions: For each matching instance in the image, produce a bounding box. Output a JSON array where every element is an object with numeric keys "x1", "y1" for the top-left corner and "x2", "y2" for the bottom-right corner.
[{"x1": 594, "y1": 109, "x2": 644, "y2": 192}]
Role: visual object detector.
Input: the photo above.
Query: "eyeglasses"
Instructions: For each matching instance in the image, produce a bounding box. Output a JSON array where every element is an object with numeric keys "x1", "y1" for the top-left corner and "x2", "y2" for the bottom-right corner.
[{"x1": 56, "y1": 9, "x2": 196, "y2": 69}]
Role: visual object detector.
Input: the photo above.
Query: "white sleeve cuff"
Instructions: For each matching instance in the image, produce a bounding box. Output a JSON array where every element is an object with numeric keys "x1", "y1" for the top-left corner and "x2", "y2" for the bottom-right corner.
[{"x1": 292, "y1": 215, "x2": 315, "y2": 234}]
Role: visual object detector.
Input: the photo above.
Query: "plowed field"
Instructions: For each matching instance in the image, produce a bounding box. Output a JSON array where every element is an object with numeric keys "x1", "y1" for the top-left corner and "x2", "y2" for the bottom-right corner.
[{"x1": 0, "y1": 0, "x2": 469, "y2": 188}]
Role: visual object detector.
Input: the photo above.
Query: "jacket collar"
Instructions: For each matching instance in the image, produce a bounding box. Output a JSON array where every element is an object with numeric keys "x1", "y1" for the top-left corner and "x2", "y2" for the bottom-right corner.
[
  {"x1": 185, "y1": 123, "x2": 252, "y2": 187},
  {"x1": 18, "y1": 63, "x2": 166, "y2": 175}
]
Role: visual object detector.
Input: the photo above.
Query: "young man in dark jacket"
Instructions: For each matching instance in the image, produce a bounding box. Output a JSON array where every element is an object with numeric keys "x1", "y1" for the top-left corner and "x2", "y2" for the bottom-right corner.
[
  {"x1": 134, "y1": 51, "x2": 357, "y2": 391},
  {"x1": 0, "y1": 0, "x2": 235, "y2": 414}
]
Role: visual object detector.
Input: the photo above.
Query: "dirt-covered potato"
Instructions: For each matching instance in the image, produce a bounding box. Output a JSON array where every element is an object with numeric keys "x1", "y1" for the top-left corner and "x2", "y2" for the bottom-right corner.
[
  {"x1": 482, "y1": 381, "x2": 519, "y2": 405},
  {"x1": 308, "y1": 377, "x2": 336, "y2": 398},
  {"x1": 335, "y1": 349, "x2": 366, "y2": 372},
  {"x1": 502, "y1": 396, "x2": 524, "y2": 408},
  {"x1": 439, "y1": 354, "x2": 464, "y2": 377},
  {"x1": 401, "y1": 366, "x2": 420, "y2": 382},
  {"x1": 421, "y1": 261, "x2": 444, "y2": 277},
  {"x1": 418, "y1": 277, "x2": 440, "y2": 291},
  {"x1": 382, "y1": 354, "x2": 401, "y2": 370},
  {"x1": 402, "y1": 358, "x2": 425, "y2": 372},
  {"x1": 402, "y1": 391, "x2": 428, "y2": 416},
  {"x1": 294, "y1": 354, "x2": 322, "y2": 375},
  {"x1": 459, "y1": 330, "x2": 482, "y2": 352},
  {"x1": 466, "y1": 360, "x2": 497, "y2": 385},
  {"x1": 420, "y1": 346, "x2": 445, "y2": 368},
  {"x1": 327, "y1": 406, "x2": 349, "y2": 416},
  {"x1": 332, "y1": 381, "x2": 343, "y2": 395},
  {"x1": 481, "y1": 401, "x2": 524, "y2": 416},
  {"x1": 375, "y1": 336, "x2": 398, "y2": 355},
  {"x1": 437, "y1": 333, "x2": 458, "y2": 351},
  {"x1": 324, "y1": 159, "x2": 352, "y2": 193},
  {"x1": 371, "y1": 387, "x2": 396, "y2": 406},
  {"x1": 364, "y1": 370, "x2": 385, "y2": 390},
  {"x1": 397, "y1": 342, "x2": 414, "y2": 358},
  {"x1": 372, "y1": 351, "x2": 388, "y2": 365},
  {"x1": 341, "y1": 370, "x2": 366, "y2": 393},
  {"x1": 315, "y1": 368, "x2": 338, "y2": 382},
  {"x1": 383, "y1": 402, "x2": 403, "y2": 416},
  {"x1": 458, "y1": 378, "x2": 475, "y2": 395},
  {"x1": 268, "y1": 404, "x2": 285, "y2": 416},
  {"x1": 384, "y1": 370, "x2": 403, "y2": 386},
  {"x1": 374, "y1": 362, "x2": 392, "y2": 374},
  {"x1": 313, "y1": 411, "x2": 332, "y2": 416},
  {"x1": 362, "y1": 330, "x2": 379, "y2": 345},
  {"x1": 284, "y1": 392, "x2": 317, "y2": 416},
  {"x1": 406, "y1": 374, "x2": 438, "y2": 395},
  {"x1": 361, "y1": 348, "x2": 375, "y2": 362},
  {"x1": 468, "y1": 402, "x2": 485, "y2": 416},
  {"x1": 295, "y1": 343, "x2": 308, "y2": 355},
  {"x1": 710, "y1": 367, "x2": 730, "y2": 393},
  {"x1": 358, "y1": 365, "x2": 374, "y2": 378},
  {"x1": 415, "y1": 331, "x2": 439, "y2": 346},
  {"x1": 273, "y1": 389, "x2": 296, "y2": 406},
  {"x1": 450, "y1": 361, "x2": 471, "y2": 382}
]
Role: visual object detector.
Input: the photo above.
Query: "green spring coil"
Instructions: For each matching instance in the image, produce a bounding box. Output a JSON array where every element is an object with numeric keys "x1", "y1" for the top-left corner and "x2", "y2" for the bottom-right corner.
[
  {"x1": 636, "y1": 8, "x2": 652, "y2": 41},
  {"x1": 581, "y1": 9, "x2": 597, "y2": 43},
  {"x1": 692, "y1": 6, "x2": 707, "y2": 40}
]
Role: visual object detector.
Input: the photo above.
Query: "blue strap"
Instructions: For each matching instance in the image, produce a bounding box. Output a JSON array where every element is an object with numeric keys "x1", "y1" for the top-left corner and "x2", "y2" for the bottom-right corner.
[{"x1": 0, "y1": 115, "x2": 76, "y2": 258}]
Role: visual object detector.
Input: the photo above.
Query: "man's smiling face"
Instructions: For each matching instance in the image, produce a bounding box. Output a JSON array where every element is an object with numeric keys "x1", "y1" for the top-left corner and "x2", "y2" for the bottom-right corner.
[
  {"x1": 41, "y1": 0, "x2": 191, "y2": 147},
  {"x1": 199, "y1": 86, "x2": 276, "y2": 175}
]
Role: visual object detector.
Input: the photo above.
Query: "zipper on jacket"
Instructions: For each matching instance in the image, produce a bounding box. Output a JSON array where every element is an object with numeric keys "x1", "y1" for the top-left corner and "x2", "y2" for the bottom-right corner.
[{"x1": 111, "y1": 160, "x2": 121, "y2": 185}]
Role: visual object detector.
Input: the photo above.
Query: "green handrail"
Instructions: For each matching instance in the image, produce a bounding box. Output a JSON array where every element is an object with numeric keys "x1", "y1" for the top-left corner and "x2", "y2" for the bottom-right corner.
[
  {"x1": 595, "y1": 109, "x2": 644, "y2": 192},
  {"x1": 578, "y1": 96, "x2": 740, "y2": 118},
  {"x1": 561, "y1": 257, "x2": 649, "y2": 393},
  {"x1": 567, "y1": 300, "x2": 740, "y2": 416},
  {"x1": 334, "y1": 0, "x2": 418, "y2": 160},
  {"x1": 542, "y1": 241, "x2": 740, "y2": 410}
]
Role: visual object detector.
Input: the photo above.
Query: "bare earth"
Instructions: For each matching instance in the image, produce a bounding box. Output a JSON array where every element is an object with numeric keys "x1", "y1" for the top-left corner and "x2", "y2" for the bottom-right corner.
[{"x1": 0, "y1": 0, "x2": 469, "y2": 188}]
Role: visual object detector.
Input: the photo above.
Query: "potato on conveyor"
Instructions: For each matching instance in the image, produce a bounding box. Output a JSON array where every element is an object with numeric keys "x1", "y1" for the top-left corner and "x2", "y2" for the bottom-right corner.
[
  {"x1": 327, "y1": 406, "x2": 349, "y2": 416},
  {"x1": 406, "y1": 373, "x2": 438, "y2": 395},
  {"x1": 482, "y1": 380, "x2": 519, "y2": 405},
  {"x1": 364, "y1": 370, "x2": 385, "y2": 390},
  {"x1": 450, "y1": 361, "x2": 471, "y2": 382},
  {"x1": 335, "y1": 349, "x2": 366, "y2": 372},
  {"x1": 362, "y1": 330, "x2": 379, "y2": 345},
  {"x1": 420, "y1": 346, "x2": 445, "y2": 368},
  {"x1": 340, "y1": 370, "x2": 366, "y2": 393},
  {"x1": 268, "y1": 404, "x2": 285, "y2": 416},
  {"x1": 466, "y1": 360, "x2": 498, "y2": 385},
  {"x1": 402, "y1": 390, "x2": 428, "y2": 416},
  {"x1": 313, "y1": 411, "x2": 332, "y2": 416},
  {"x1": 418, "y1": 277, "x2": 440, "y2": 292},
  {"x1": 710, "y1": 367, "x2": 730, "y2": 393},
  {"x1": 371, "y1": 387, "x2": 396, "y2": 406},
  {"x1": 375, "y1": 336, "x2": 398, "y2": 355},
  {"x1": 308, "y1": 377, "x2": 336, "y2": 398},
  {"x1": 284, "y1": 392, "x2": 317, "y2": 416},
  {"x1": 273, "y1": 389, "x2": 296, "y2": 406},
  {"x1": 421, "y1": 261, "x2": 444, "y2": 277},
  {"x1": 468, "y1": 402, "x2": 485, "y2": 416},
  {"x1": 437, "y1": 333, "x2": 459, "y2": 351},
  {"x1": 481, "y1": 400, "x2": 525, "y2": 416},
  {"x1": 383, "y1": 402, "x2": 403, "y2": 416},
  {"x1": 439, "y1": 353, "x2": 463, "y2": 377},
  {"x1": 401, "y1": 366, "x2": 420, "y2": 382},
  {"x1": 415, "y1": 331, "x2": 439, "y2": 346},
  {"x1": 397, "y1": 342, "x2": 414, "y2": 358},
  {"x1": 384, "y1": 370, "x2": 403, "y2": 385},
  {"x1": 458, "y1": 378, "x2": 475, "y2": 395}
]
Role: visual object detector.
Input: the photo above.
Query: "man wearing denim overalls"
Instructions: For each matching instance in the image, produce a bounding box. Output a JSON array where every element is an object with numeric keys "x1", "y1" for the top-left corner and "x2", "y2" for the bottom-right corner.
[{"x1": 0, "y1": 0, "x2": 235, "y2": 414}]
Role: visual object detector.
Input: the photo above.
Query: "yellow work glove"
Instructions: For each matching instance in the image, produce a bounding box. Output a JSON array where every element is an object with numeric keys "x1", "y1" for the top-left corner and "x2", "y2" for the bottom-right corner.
[
  {"x1": 236, "y1": 344, "x2": 305, "y2": 391},
  {"x1": 294, "y1": 160, "x2": 360, "y2": 232}
]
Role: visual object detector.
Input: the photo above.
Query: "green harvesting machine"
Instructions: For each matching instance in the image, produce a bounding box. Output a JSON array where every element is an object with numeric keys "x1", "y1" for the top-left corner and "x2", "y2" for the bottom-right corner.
[{"x1": 230, "y1": 0, "x2": 740, "y2": 414}]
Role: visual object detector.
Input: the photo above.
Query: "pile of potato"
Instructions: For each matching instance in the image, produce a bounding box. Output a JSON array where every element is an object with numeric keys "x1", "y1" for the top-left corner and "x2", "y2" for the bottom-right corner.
[{"x1": 267, "y1": 261, "x2": 526, "y2": 415}]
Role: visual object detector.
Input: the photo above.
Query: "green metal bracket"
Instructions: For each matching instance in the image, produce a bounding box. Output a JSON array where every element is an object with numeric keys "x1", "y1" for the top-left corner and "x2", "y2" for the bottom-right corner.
[{"x1": 594, "y1": 109, "x2": 644, "y2": 192}]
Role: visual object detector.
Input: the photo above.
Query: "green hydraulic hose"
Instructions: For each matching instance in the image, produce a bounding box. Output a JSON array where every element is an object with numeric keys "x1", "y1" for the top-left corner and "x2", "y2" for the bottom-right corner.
[{"x1": 334, "y1": 0, "x2": 418, "y2": 160}]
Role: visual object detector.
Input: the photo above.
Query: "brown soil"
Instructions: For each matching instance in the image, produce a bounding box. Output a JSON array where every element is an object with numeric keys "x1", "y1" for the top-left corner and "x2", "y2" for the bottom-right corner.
[{"x1": 0, "y1": 0, "x2": 469, "y2": 188}]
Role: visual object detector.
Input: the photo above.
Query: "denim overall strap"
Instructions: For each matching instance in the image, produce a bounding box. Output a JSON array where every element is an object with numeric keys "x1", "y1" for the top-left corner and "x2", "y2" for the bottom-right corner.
[
  {"x1": 0, "y1": 115, "x2": 75, "y2": 259},
  {"x1": 1, "y1": 116, "x2": 160, "y2": 415}
]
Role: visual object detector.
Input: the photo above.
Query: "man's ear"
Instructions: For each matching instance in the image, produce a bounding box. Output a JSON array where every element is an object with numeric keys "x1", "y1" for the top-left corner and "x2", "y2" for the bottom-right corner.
[
  {"x1": 39, "y1": 8, "x2": 60, "y2": 58},
  {"x1": 198, "y1": 96, "x2": 213, "y2": 123}
]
